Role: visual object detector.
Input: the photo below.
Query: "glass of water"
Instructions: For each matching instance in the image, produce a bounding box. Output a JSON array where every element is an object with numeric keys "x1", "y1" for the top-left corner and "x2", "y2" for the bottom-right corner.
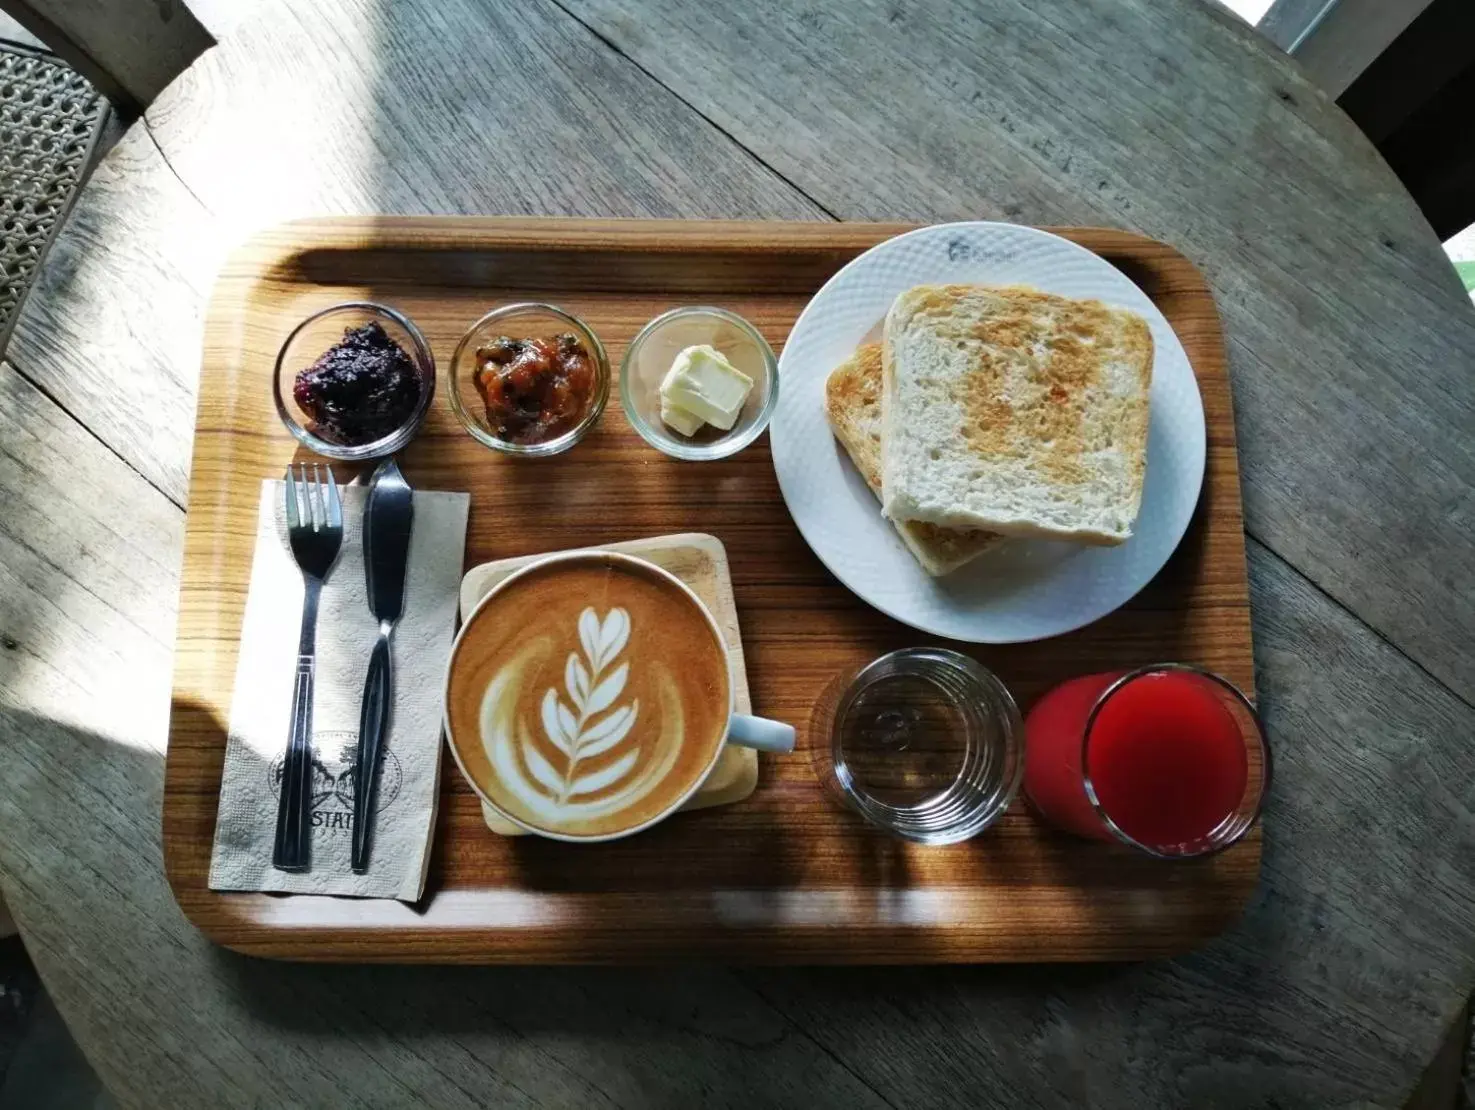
[{"x1": 811, "y1": 648, "x2": 1024, "y2": 844}]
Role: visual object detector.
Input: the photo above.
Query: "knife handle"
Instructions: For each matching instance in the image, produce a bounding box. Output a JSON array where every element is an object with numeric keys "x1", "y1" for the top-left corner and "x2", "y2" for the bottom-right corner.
[{"x1": 351, "y1": 630, "x2": 393, "y2": 873}]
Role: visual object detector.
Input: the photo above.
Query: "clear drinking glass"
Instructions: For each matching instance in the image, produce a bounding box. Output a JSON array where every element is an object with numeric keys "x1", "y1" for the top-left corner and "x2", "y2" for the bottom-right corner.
[{"x1": 811, "y1": 648, "x2": 1024, "y2": 844}]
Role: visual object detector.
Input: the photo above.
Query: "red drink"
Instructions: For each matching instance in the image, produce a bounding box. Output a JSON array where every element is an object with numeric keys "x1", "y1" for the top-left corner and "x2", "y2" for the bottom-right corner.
[
  {"x1": 1024, "y1": 668, "x2": 1261, "y2": 855},
  {"x1": 1024, "y1": 673, "x2": 1119, "y2": 839}
]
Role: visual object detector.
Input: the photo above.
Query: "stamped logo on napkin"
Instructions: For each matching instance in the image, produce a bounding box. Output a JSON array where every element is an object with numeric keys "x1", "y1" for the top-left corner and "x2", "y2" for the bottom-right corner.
[{"x1": 266, "y1": 730, "x2": 404, "y2": 835}]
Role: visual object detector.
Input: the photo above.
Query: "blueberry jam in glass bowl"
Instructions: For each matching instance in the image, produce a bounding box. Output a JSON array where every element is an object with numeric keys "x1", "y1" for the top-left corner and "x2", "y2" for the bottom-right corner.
[{"x1": 274, "y1": 302, "x2": 435, "y2": 460}]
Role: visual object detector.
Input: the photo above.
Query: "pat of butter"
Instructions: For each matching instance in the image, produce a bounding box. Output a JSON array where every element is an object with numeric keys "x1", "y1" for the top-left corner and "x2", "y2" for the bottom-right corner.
[
  {"x1": 659, "y1": 397, "x2": 706, "y2": 437},
  {"x1": 658, "y1": 345, "x2": 753, "y2": 432}
]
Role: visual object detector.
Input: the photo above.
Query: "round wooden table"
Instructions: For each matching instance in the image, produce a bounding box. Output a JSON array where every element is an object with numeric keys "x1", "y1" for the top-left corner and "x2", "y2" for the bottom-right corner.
[{"x1": 2, "y1": 0, "x2": 1472, "y2": 1105}]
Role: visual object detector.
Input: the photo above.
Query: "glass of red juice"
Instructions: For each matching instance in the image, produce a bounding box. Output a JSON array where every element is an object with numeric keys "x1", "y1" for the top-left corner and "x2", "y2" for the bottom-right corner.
[{"x1": 1023, "y1": 665, "x2": 1268, "y2": 858}]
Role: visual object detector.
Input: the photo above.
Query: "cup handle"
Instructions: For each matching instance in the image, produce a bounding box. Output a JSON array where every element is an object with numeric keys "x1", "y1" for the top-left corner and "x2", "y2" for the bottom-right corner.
[{"x1": 728, "y1": 714, "x2": 796, "y2": 754}]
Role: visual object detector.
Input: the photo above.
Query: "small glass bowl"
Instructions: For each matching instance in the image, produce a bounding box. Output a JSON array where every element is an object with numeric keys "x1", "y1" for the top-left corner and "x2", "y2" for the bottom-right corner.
[
  {"x1": 448, "y1": 302, "x2": 610, "y2": 458},
  {"x1": 811, "y1": 648, "x2": 1024, "y2": 845},
  {"x1": 619, "y1": 306, "x2": 778, "y2": 461},
  {"x1": 273, "y1": 302, "x2": 436, "y2": 461}
]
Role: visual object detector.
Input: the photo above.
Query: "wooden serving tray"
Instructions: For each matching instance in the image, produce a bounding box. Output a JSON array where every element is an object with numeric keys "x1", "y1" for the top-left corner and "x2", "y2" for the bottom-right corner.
[{"x1": 164, "y1": 217, "x2": 1256, "y2": 963}]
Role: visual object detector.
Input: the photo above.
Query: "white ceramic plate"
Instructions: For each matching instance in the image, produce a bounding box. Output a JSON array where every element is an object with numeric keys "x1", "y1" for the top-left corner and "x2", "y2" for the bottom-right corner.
[{"x1": 771, "y1": 222, "x2": 1205, "y2": 643}]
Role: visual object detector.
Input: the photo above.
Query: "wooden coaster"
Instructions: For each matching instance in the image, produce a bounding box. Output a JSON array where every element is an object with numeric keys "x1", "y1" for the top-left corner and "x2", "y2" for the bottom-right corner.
[{"x1": 457, "y1": 533, "x2": 759, "y2": 835}]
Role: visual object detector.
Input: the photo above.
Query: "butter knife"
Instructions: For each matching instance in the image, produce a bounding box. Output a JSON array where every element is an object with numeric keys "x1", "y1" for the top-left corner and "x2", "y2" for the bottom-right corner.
[{"x1": 351, "y1": 457, "x2": 414, "y2": 873}]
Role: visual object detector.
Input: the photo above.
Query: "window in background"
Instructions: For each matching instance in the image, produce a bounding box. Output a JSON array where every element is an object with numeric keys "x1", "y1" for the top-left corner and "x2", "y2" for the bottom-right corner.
[
  {"x1": 1219, "y1": 0, "x2": 1276, "y2": 23},
  {"x1": 1446, "y1": 226, "x2": 1475, "y2": 302}
]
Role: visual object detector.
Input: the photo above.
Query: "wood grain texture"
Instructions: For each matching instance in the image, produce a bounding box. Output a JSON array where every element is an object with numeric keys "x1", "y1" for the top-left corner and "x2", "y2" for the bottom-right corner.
[
  {"x1": 2, "y1": 122, "x2": 220, "y2": 504},
  {"x1": 564, "y1": 0, "x2": 1475, "y2": 702},
  {"x1": 0, "y1": 359, "x2": 876, "y2": 1109},
  {"x1": 0, "y1": 362, "x2": 182, "y2": 734},
  {"x1": 4, "y1": 0, "x2": 826, "y2": 506},
  {"x1": 0, "y1": 0, "x2": 1470, "y2": 1103},
  {"x1": 748, "y1": 535, "x2": 1475, "y2": 1109},
  {"x1": 162, "y1": 216, "x2": 1258, "y2": 963},
  {"x1": 463, "y1": 533, "x2": 759, "y2": 832}
]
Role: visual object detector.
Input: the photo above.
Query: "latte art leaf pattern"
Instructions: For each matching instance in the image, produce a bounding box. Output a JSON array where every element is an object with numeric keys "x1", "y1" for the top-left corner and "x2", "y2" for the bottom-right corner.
[
  {"x1": 539, "y1": 607, "x2": 640, "y2": 802},
  {"x1": 478, "y1": 594, "x2": 689, "y2": 835},
  {"x1": 580, "y1": 607, "x2": 630, "y2": 673}
]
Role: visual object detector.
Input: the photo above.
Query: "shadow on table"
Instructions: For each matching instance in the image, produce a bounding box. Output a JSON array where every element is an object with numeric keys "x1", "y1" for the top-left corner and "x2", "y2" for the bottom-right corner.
[{"x1": 0, "y1": 709, "x2": 176, "y2": 1103}]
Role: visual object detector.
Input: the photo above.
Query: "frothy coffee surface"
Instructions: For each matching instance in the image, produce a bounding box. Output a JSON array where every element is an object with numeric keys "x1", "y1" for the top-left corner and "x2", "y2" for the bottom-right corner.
[{"x1": 447, "y1": 557, "x2": 730, "y2": 838}]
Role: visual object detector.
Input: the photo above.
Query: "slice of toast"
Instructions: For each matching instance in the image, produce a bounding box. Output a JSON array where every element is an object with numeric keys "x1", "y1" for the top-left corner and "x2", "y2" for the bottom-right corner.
[
  {"x1": 881, "y1": 284, "x2": 1153, "y2": 546},
  {"x1": 826, "y1": 344, "x2": 1002, "y2": 576}
]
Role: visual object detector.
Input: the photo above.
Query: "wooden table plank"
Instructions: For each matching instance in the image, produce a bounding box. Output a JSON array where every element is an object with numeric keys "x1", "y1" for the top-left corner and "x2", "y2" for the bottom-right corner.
[
  {"x1": 0, "y1": 361, "x2": 888, "y2": 1108},
  {"x1": 0, "y1": 363, "x2": 181, "y2": 723},
  {"x1": 5, "y1": 0, "x2": 825, "y2": 505},
  {"x1": 560, "y1": 0, "x2": 1475, "y2": 701},
  {"x1": 2, "y1": 126, "x2": 217, "y2": 507}
]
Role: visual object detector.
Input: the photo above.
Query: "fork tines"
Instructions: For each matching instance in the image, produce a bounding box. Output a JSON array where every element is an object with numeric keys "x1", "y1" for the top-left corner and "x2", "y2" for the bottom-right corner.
[{"x1": 283, "y1": 462, "x2": 342, "y2": 532}]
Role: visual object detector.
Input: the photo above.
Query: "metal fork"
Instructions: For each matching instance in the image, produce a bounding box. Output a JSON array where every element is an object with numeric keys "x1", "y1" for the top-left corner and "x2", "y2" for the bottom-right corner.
[{"x1": 273, "y1": 462, "x2": 343, "y2": 872}]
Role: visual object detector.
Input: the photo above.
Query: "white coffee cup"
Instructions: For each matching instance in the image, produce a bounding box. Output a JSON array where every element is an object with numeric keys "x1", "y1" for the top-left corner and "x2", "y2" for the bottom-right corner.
[{"x1": 443, "y1": 550, "x2": 795, "y2": 842}]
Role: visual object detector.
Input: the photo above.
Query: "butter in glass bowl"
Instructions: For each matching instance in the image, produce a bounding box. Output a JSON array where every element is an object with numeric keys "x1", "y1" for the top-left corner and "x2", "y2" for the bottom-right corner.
[{"x1": 619, "y1": 306, "x2": 778, "y2": 461}]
